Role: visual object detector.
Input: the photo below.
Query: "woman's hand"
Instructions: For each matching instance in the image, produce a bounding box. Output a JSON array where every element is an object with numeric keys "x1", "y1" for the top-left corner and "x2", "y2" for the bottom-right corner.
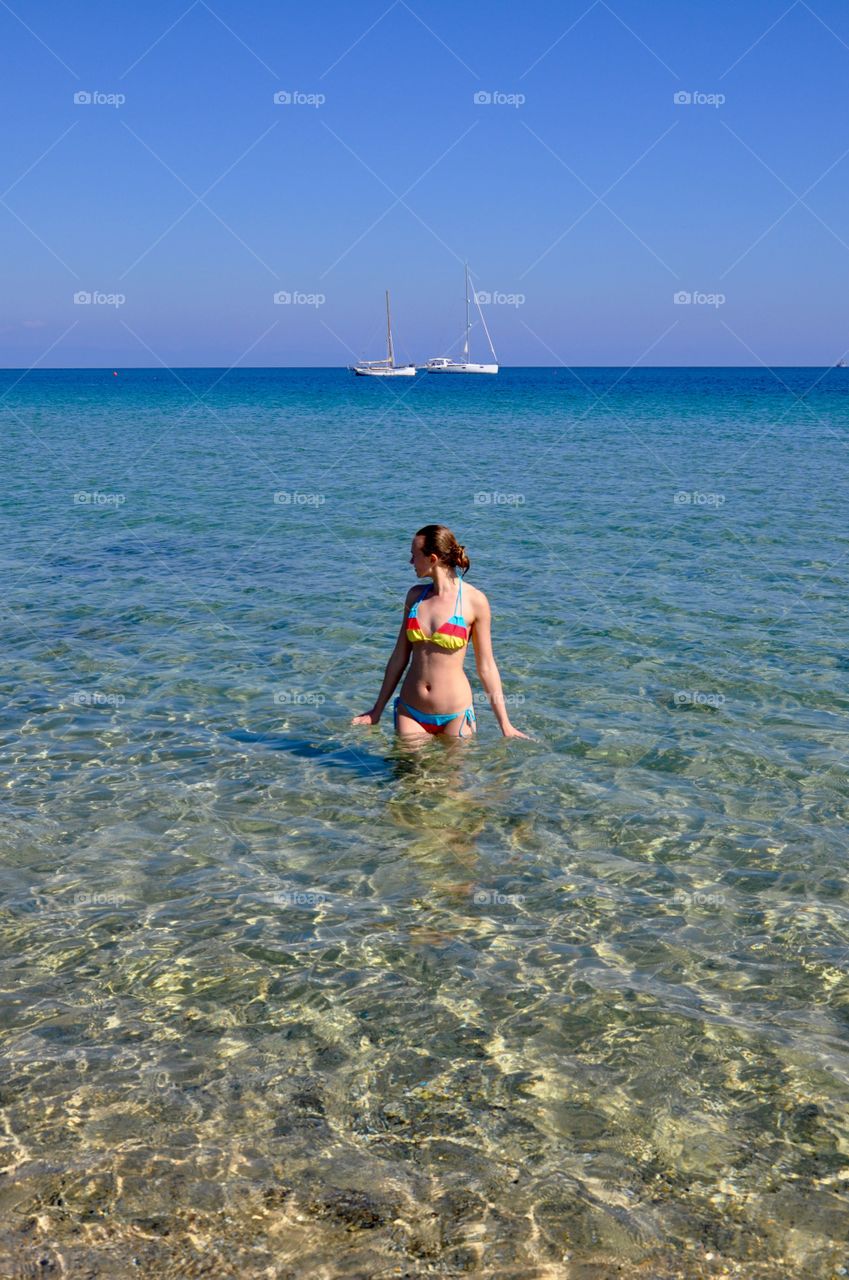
[
  {"x1": 351, "y1": 709, "x2": 381, "y2": 727},
  {"x1": 502, "y1": 724, "x2": 531, "y2": 739}
]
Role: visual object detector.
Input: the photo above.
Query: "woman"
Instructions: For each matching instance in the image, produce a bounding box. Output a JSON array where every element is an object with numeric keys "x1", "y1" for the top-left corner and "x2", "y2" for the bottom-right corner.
[{"x1": 351, "y1": 524, "x2": 528, "y2": 741}]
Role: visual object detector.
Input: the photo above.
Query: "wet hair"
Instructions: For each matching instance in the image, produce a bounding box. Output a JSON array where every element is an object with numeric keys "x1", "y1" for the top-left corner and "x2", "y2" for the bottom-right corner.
[{"x1": 415, "y1": 524, "x2": 471, "y2": 574}]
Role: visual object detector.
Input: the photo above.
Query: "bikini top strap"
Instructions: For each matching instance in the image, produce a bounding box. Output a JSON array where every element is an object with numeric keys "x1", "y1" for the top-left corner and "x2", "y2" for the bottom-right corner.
[
  {"x1": 411, "y1": 582, "x2": 431, "y2": 615},
  {"x1": 454, "y1": 571, "x2": 463, "y2": 615}
]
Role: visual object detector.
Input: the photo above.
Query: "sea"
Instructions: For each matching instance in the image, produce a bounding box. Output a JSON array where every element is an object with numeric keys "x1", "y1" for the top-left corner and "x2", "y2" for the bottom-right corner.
[{"x1": 2, "y1": 365, "x2": 849, "y2": 1278}]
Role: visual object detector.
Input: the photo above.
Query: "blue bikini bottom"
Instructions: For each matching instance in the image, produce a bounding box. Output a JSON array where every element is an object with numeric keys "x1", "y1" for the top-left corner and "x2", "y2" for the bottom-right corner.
[{"x1": 394, "y1": 697, "x2": 476, "y2": 737}]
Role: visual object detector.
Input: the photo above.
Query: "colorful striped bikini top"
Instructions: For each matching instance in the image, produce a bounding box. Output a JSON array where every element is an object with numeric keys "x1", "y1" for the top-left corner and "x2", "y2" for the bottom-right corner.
[{"x1": 406, "y1": 575, "x2": 469, "y2": 651}]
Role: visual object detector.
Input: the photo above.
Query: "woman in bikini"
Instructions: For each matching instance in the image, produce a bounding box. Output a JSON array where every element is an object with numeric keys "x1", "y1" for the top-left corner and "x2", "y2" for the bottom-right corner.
[{"x1": 351, "y1": 524, "x2": 529, "y2": 741}]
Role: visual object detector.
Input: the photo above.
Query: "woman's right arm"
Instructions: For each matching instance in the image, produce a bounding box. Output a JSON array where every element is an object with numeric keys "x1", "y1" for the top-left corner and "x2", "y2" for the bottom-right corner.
[{"x1": 351, "y1": 592, "x2": 414, "y2": 725}]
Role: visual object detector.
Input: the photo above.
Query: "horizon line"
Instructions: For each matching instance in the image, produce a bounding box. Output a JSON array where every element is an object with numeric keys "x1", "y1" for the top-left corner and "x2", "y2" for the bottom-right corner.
[{"x1": 0, "y1": 364, "x2": 845, "y2": 373}]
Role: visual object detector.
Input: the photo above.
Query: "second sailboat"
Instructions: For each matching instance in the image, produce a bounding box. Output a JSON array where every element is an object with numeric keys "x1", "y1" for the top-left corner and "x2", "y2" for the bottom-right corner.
[
  {"x1": 425, "y1": 265, "x2": 498, "y2": 374},
  {"x1": 350, "y1": 291, "x2": 416, "y2": 377}
]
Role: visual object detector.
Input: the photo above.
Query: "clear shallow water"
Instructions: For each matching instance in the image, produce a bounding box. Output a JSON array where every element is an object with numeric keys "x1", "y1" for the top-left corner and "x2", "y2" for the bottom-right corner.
[{"x1": 2, "y1": 366, "x2": 849, "y2": 1277}]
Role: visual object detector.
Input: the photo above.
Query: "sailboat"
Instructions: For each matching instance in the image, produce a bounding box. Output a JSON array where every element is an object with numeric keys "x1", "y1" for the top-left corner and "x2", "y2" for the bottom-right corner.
[
  {"x1": 425, "y1": 265, "x2": 498, "y2": 374},
  {"x1": 350, "y1": 291, "x2": 416, "y2": 377}
]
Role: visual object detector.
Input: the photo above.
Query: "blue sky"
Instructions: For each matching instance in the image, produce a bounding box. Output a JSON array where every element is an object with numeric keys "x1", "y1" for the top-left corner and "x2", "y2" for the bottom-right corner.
[{"x1": 2, "y1": 0, "x2": 849, "y2": 366}]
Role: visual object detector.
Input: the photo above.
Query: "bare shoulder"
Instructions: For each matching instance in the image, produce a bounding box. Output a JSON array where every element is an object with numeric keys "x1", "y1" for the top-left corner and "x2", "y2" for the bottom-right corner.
[
  {"x1": 463, "y1": 580, "x2": 488, "y2": 603},
  {"x1": 463, "y1": 581, "x2": 490, "y2": 621}
]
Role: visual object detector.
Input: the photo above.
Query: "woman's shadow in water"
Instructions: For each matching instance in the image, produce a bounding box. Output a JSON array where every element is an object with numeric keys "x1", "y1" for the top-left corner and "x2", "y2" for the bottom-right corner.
[
  {"x1": 229, "y1": 721, "x2": 487, "y2": 788},
  {"x1": 228, "y1": 726, "x2": 394, "y2": 781}
]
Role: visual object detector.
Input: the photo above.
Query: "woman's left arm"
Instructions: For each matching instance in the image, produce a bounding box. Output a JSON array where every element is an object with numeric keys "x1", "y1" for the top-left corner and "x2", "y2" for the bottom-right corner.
[{"x1": 471, "y1": 593, "x2": 529, "y2": 739}]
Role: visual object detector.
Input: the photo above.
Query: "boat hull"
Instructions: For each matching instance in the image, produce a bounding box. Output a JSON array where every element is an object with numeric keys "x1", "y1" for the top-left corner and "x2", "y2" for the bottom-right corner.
[
  {"x1": 425, "y1": 362, "x2": 498, "y2": 374},
  {"x1": 351, "y1": 365, "x2": 416, "y2": 377}
]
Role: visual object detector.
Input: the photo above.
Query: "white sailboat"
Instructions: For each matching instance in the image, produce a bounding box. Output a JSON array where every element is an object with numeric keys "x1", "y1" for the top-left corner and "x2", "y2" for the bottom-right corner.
[
  {"x1": 350, "y1": 291, "x2": 416, "y2": 377},
  {"x1": 425, "y1": 265, "x2": 498, "y2": 374}
]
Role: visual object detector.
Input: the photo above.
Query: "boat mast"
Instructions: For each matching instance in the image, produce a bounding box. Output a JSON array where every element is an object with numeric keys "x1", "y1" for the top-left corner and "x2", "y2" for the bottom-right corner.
[
  {"x1": 385, "y1": 290, "x2": 395, "y2": 367},
  {"x1": 463, "y1": 264, "x2": 470, "y2": 360},
  {"x1": 470, "y1": 269, "x2": 497, "y2": 363}
]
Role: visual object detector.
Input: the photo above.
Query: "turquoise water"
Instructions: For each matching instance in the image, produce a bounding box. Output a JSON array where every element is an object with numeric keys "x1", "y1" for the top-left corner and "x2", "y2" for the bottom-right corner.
[{"x1": 2, "y1": 366, "x2": 849, "y2": 1277}]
